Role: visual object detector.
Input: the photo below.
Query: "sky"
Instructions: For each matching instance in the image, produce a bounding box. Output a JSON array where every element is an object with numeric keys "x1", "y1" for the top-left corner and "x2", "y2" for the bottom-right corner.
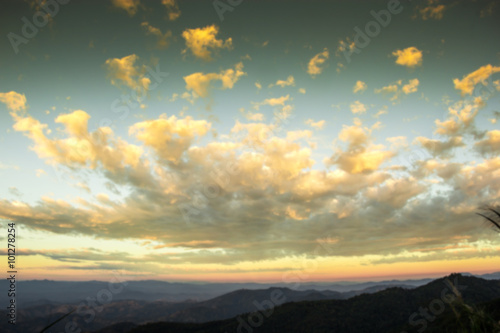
[{"x1": 0, "y1": 0, "x2": 499, "y2": 283}]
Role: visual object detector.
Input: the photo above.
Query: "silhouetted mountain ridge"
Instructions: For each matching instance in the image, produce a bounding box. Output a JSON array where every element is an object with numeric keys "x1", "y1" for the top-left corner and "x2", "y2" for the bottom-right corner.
[
  {"x1": 121, "y1": 274, "x2": 500, "y2": 333},
  {"x1": 1, "y1": 273, "x2": 498, "y2": 333}
]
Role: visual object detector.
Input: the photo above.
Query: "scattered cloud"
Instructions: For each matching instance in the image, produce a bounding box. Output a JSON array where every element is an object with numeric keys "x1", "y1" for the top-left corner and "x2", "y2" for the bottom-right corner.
[
  {"x1": 375, "y1": 79, "x2": 420, "y2": 103},
  {"x1": 240, "y1": 108, "x2": 264, "y2": 121},
  {"x1": 325, "y1": 119, "x2": 394, "y2": 174},
  {"x1": 350, "y1": 101, "x2": 367, "y2": 114},
  {"x1": 9, "y1": 108, "x2": 145, "y2": 175},
  {"x1": 305, "y1": 119, "x2": 325, "y2": 130},
  {"x1": 453, "y1": 64, "x2": 500, "y2": 96},
  {"x1": 0, "y1": 162, "x2": 19, "y2": 171},
  {"x1": 161, "y1": 0, "x2": 181, "y2": 21},
  {"x1": 182, "y1": 25, "x2": 232, "y2": 61},
  {"x1": 141, "y1": 22, "x2": 172, "y2": 49},
  {"x1": 270, "y1": 75, "x2": 295, "y2": 88},
  {"x1": 0, "y1": 91, "x2": 27, "y2": 113},
  {"x1": 402, "y1": 78, "x2": 420, "y2": 94},
  {"x1": 2, "y1": 96, "x2": 500, "y2": 267},
  {"x1": 435, "y1": 96, "x2": 485, "y2": 138},
  {"x1": 365, "y1": 178, "x2": 426, "y2": 208},
  {"x1": 353, "y1": 81, "x2": 367, "y2": 94},
  {"x1": 111, "y1": 0, "x2": 140, "y2": 16},
  {"x1": 104, "y1": 54, "x2": 151, "y2": 95},
  {"x1": 416, "y1": 0, "x2": 447, "y2": 20},
  {"x1": 184, "y1": 62, "x2": 246, "y2": 98},
  {"x1": 130, "y1": 114, "x2": 211, "y2": 164},
  {"x1": 414, "y1": 136, "x2": 466, "y2": 158},
  {"x1": 307, "y1": 48, "x2": 329, "y2": 77},
  {"x1": 392, "y1": 47, "x2": 423, "y2": 68},
  {"x1": 252, "y1": 95, "x2": 290, "y2": 110},
  {"x1": 475, "y1": 130, "x2": 500, "y2": 156}
]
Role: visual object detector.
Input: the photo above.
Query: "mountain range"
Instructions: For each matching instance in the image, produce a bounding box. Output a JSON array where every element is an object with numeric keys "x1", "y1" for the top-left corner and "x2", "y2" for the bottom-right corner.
[{"x1": 0, "y1": 273, "x2": 499, "y2": 333}]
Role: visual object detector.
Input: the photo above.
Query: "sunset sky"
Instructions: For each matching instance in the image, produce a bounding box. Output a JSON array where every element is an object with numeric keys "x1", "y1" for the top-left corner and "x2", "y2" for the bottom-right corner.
[{"x1": 0, "y1": 0, "x2": 499, "y2": 283}]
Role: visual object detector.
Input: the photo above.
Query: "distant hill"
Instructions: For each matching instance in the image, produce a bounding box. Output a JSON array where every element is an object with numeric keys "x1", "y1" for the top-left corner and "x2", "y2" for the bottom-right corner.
[
  {"x1": 0, "y1": 283, "x2": 417, "y2": 333},
  {"x1": 1, "y1": 273, "x2": 498, "y2": 333},
  {"x1": 116, "y1": 274, "x2": 500, "y2": 333},
  {"x1": 2, "y1": 272, "x2": 497, "y2": 308},
  {"x1": 0, "y1": 287, "x2": 345, "y2": 333}
]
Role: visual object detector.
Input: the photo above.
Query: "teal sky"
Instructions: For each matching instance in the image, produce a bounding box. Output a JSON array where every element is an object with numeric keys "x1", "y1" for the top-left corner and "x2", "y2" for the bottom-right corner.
[{"x1": 0, "y1": 0, "x2": 499, "y2": 282}]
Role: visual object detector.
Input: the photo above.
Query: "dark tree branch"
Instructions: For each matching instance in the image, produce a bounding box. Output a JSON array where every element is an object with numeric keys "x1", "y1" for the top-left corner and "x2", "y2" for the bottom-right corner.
[{"x1": 476, "y1": 210, "x2": 500, "y2": 232}]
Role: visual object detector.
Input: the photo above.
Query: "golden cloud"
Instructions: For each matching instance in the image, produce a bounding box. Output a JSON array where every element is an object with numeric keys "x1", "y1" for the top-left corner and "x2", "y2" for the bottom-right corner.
[
  {"x1": 141, "y1": 22, "x2": 172, "y2": 49},
  {"x1": 326, "y1": 119, "x2": 394, "y2": 174},
  {"x1": 453, "y1": 64, "x2": 500, "y2": 96},
  {"x1": 0, "y1": 91, "x2": 27, "y2": 113},
  {"x1": 252, "y1": 95, "x2": 290, "y2": 110},
  {"x1": 10, "y1": 109, "x2": 144, "y2": 174},
  {"x1": 402, "y1": 78, "x2": 420, "y2": 94},
  {"x1": 182, "y1": 25, "x2": 232, "y2": 61},
  {"x1": 435, "y1": 97, "x2": 484, "y2": 137},
  {"x1": 418, "y1": 0, "x2": 447, "y2": 20},
  {"x1": 307, "y1": 48, "x2": 329, "y2": 77},
  {"x1": 161, "y1": 0, "x2": 181, "y2": 21},
  {"x1": 353, "y1": 80, "x2": 367, "y2": 93},
  {"x1": 184, "y1": 62, "x2": 246, "y2": 98},
  {"x1": 350, "y1": 101, "x2": 367, "y2": 114},
  {"x1": 475, "y1": 130, "x2": 500, "y2": 156},
  {"x1": 273, "y1": 75, "x2": 295, "y2": 88},
  {"x1": 104, "y1": 54, "x2": 151, "y2": 95},
  {"x1": 366, "y1": 178, "x2": 426, "y2": 208},
  {"x1": 111, "y1": 0, "x2": 140, "y2": 16},
  {"x1": 392, "y1": 47, "x2": 423, "y2": 68},
  {"x1": 414, "y1": 136, "x2": 465, "y2": 158},
  {"x1": 375, "y1": 78, "x2": 419, "y2": 103},
  {"x1": 130, "y1": 114, "x2": 211, "y2": 164},
  {"x1": 305, "y1": 119, "x2": 325, "y2": 130}
]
